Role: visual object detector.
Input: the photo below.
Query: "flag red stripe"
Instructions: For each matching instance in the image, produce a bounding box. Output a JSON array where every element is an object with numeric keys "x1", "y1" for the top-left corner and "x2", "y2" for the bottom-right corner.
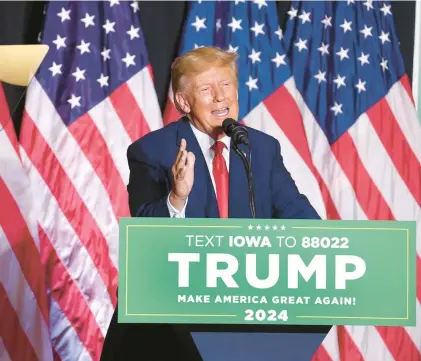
[
  {"x1": 68, "y1": 113, "x2": 130, "y2": 218},
  {"x1": 331, "y1": 133, "x2": 395, "y2": 219},
  {"x1": 0, "y1": 83, "x2": 19, "y2": 155},
  {"x1": 337, "y1": 326, "x2": 365, "y2": 361},
  {"x1": 375, "y1": 326, "x2": 420, "y2": 361},
  {"x1": 0, "y1": 284, "x2": 39, "y2": 361},
  {"x1": 109, "y1": 82, "x2": 150, "y2": 141},
  {"x1": 311, "y1": 345, "x2": 333, "y2": 361},
  {"x1": 264, "y1": 86, "x2": 341, "y2": 220},
  {"x1": 163, "y1": 98, "x2": 181, "y2": 125},
  {"x1": 19, "y1": 112, "x2": 118, "y2": 307},
  {"x1": 38, "y1": 224, "x2": 104, "y2": 361},
  {"x1": 367, "y1": 98, "x2": 421, "y2": 208},
  {"x1": 0, "y1": 177, "x2": 49, "y2": 324}
]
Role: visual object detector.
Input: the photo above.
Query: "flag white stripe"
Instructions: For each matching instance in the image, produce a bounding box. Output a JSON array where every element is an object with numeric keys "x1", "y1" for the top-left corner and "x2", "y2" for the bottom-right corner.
[
  {"x1": 24, "y1": 78, "x2": 119, "y2": 268},
  {"x1": 0, "y1": 227, "x2": 53, "y2": 361},
  {"x1": 0, "y1": 130, "x2": 39, "y2": 250},
  {"x1": 386, "y1": 81, "x2": 421, "y2": 164},
  {"x1": 20, "y1": 147, "x2": 114, "y2": 337},
  {"x1": 345, "y1": 326, "x2": 395, "y2": 361},
  {"x1": 243, "y1": 102, "x2": 328, "y2": 219},
  {"x1": 319, "y1": 326, "x2": 340, "y2": 361},
  {"x1": 49, "y1": 298, "x2": 93, "y2": 361},
  {"x1": 88, "y1": 97, "x2": 132, "y2": 186},
  {"x1": 127, "y1": 67, "x2": 163, "y2": 132},
  {"x1": 284, "y1": 77, "x2": 368, "y2": 220},
  {"x1": 0, "y1": 338, "x2": 12, "y2": 361}
]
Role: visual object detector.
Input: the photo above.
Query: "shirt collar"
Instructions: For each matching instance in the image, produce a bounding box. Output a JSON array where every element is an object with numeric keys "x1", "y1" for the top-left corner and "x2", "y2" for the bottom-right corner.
[{"x1": 189, "y1": 122, "x2": 231, "y2": 151}]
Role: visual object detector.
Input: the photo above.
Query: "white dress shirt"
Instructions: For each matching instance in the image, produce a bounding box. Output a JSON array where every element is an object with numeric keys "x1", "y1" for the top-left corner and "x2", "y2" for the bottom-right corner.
[{"x1": 167, "y1": 122, "x2": 231, "y2": 218}]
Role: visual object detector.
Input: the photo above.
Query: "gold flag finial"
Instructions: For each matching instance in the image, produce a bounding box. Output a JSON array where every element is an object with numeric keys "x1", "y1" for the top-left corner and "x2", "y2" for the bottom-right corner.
[{"x1": 0, "y1": 44, "x2": 49, "y2": 87}]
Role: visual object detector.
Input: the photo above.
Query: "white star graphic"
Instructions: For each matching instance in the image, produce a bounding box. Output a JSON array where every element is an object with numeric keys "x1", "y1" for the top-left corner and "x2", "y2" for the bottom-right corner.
[
  {"x1": 53, "y1": 34, "x2": 66, "y2": 50},
  {"x1": 336, "y1": 47, "x2": 350, "y2": 61},
  {"x1": 49, "y1": 62, "x2": 62, "y2": 76},
  {"x1": 294, "y1": 38, "x2": 308, "y2": 52},
  {"x1": 235, "y1": 0, "x2": 245, "y2": 4},
  {"x1": 101, "y1": 47, "x2": 111, "y2": 61},
  {"x1": 380, "y1": 4, "x2": 392, "y2": 16},
  {"x1": 248, "y1": 49, "x2": 261, "y2": 64},
  {"x1": 272, "y1": 225, "x2": 278, "y2": 231},
  {"x1": 253, "y1": 0, "x2": 268, "y2": 10},
  {"x1": 318, "y1": 42, "x2": 329, "y2": 56},
  {"x1": 103, "y1": 19, "x2": 116, "y2": 34},
  {"x1": 245, "y1": 76, "x2": 258, "y2": 91},
  {"x1": 333, "y1": 74, "x2": 346, "y2": 88},
  {"x1": 355, "y1": 79, "x2": 366, "y2": 93},
  {"x1": 280, "y1": 225, "x2": 286, "y2": 231},
  {"x1": 57, "y1": 7, "x2": 71, "y2": 22},
  {"x1": 81, "y1": 13, "x2": 95, "y2": 28},
  {"x1": 380, "y1": 58, "x2": 389, "y2": 72},
  {"x1": 228, "y1": 17, "x2": 242, "y2": 32},
  {"x1": 363, "y1": 0, "x2": 374, "y2": 11},
  {"x1": 274, "y1": 26, "x2": 283, "y2": 40},
  {"x1": 68, "y1": 94, "x2": 81, "y2": 109},
  {"x1": 360, "y1": 25, "x2": 373, "y2": 39},
  {"x1": 191, "y1": 16, "x2": 206, "y2": 32},
  {"x1": 122, "y1": 52, "x2": 136, "y2": 67},
  {"x1": 228, "y1": 44, "x2": 239, "y2": 53},
  {"x1": 271, "y1": 52, "x2": 286, "y2": 68},
  {"x1": 109, "y1": 0, "x2": 120, "y2": 7},
  {"x1": 321, "y1": 15, "x2": 332, "y2": 28},
  {"x1": 357, "y1": 52, "x2": 370, "y2": 66},
  {"x1": 97, "y1": 73, "x2": 109, "y2": 88},
  {"x1": 248, "y1": 225, "x2": 253, "y2": 230},
  {"x1": 288, "y1": 6, "x2": 298, "y2": 20},
  {"x1": 72, "y1": 67, "x2": 86, "y2": 82},
  {"x1": 340, "y1": 19, "x2": 352, "y2": 33},
  {"x1": 216, "y1": 19, "x2": 222, "y2": 32},
  {"x1": 265, "y1": 225, "x2": 270, "y2": 231},
  {"x1": 131, "y1": 1, "x2": 139, "y2": 13},
  {"x1": 127, "y1": 25, "x2": 140, "y2": 40},
  {"x1": 314, "y1": 70, "x2": 326, "y2": 84},
  {"x1": 299, "y1": 10, "x2": 311, "y2": 24},
  {"x1": 250, "y1": 21, "x2": 265, "y2": 37},
  {"x1": 256, "y1": 225, "x2": 262, "y2": 231},
  {"x1": 331, "y1": 102, "x2": 343, "y2": 116},
  {"x1": 77, "y1": 40, "x2": 91, "y2": 55},
  {"x1": 347, "y1": 0, "x2": 355, "y2": 5},
  {"x1": 379, "y1": 31, "x2": 391, "y2": 44}
]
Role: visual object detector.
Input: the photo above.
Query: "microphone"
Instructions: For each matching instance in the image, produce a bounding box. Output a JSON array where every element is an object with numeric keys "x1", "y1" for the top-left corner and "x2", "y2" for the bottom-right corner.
[
  {"x1": 222, "y1": 118, "x2": 249, "y2": 146},
  {"x1": 222, "y1": 118, "x2": 256, "y2": 218}
]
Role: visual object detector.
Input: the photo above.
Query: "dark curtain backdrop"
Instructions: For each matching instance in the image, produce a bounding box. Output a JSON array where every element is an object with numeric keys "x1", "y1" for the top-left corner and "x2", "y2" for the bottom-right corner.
[{"x1": 0, "y1": 0, "x2": 416, "y2": 136}]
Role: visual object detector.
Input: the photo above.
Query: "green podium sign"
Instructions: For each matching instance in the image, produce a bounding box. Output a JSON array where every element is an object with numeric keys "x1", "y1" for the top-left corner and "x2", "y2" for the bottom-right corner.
[{"x1": 118, "y1": 218, "x2": 416, "y2": 326}]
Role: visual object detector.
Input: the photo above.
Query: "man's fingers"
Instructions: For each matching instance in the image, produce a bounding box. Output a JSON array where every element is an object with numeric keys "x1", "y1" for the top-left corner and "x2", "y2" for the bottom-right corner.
[
  {"x1": 174, "y1": 139, "x2": 187, "y2": 170},
  {"x1": 186, "y1": 152, "x2": 195, "y2": 169}
]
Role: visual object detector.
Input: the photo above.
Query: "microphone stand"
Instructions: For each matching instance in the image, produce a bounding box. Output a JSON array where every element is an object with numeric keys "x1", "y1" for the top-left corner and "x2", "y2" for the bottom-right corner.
[{"x1": 232, "y1": 142, "x2": 256, "y2": 219}]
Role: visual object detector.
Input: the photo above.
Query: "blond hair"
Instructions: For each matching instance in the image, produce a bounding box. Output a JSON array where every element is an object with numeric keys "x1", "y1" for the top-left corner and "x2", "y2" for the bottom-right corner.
[{"x1": 170, "y1": 46, "x2": 238, "y2": 113}]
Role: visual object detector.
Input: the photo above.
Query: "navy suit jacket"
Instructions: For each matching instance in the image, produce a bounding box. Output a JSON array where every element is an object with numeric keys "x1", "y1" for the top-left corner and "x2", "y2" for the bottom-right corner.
[{"x1": 127, "y1": 116, "x2": 319, "y2": 220}]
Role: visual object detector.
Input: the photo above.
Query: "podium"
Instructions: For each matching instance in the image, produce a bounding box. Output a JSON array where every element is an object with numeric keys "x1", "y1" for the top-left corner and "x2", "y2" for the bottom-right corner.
[{"x1": 115, "y1": 217, "x2": 416, "y2": 360}]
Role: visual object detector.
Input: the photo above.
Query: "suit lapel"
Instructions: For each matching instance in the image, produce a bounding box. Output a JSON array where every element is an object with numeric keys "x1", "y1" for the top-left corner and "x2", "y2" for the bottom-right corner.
[
  {"x1": 229, "y1": 143, "x2": 253, "y2": 218},
  {"x1": 176, "y1": 118, "x2": 219, "y2": 218}
]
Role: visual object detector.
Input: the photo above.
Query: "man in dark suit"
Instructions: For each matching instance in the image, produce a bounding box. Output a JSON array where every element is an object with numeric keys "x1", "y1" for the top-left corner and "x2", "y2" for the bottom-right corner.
[{"x1": 100, "y1": 46, "x2": 320, "y2": 361}]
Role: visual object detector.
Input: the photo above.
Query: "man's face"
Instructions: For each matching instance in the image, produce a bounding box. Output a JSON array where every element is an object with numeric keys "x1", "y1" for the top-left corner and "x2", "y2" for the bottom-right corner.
[{"x1": 177, "y1": 65, "x2": 239, "y2": 138}]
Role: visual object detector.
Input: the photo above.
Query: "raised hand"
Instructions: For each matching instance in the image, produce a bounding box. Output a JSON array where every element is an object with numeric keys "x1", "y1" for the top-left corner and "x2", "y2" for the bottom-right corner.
[{"x1": 170, "y1": 138, "x2": 195, "y2": 211}]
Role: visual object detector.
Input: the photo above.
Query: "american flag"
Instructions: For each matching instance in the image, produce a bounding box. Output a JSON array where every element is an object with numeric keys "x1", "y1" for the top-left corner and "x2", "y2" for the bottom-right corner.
[
  {"x1": 164, "y1": 0, "x2": 421, "y2": 360},
  {"x1": 1, "y1": 0, "x2": 162, "y2": 360}
]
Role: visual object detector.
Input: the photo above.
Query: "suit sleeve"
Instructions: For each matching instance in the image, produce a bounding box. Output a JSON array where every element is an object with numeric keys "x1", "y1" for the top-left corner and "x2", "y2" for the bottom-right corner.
[
  {"x1": 270, "y1": 139, "x2": 320, "y2": 220},
  {"x1": 126, "y1": 143, "x2": 171, "y2": 217}
]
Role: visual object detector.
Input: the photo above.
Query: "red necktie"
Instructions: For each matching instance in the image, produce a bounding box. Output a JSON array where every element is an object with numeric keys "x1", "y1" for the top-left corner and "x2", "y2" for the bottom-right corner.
[{"x1": 212, "y1": 141, "x2": 229, "y2": 218}]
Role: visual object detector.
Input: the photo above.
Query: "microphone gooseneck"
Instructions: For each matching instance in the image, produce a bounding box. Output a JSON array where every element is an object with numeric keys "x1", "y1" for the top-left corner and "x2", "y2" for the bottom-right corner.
[{"x1": 222, "y1": 118, "x2": 256, "y2": 219}]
